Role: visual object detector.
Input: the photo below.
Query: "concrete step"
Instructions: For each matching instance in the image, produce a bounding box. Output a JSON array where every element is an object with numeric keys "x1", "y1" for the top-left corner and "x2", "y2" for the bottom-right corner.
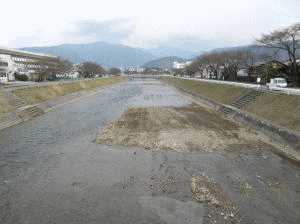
[
  {"x1": 231, "y1": 90, "x2": 264, "y2": 109},
  {"x1": 17, "y1": 106, "x2": 44, "y2": 120},
  {"x1": 0, "y1": 106, "x2": 44, "y2": 130},
  {"x1": 3, "y1": 91, "x2": 27, "y2": 108},
  {"x1": 0, "y1": 118, "x2": 21, "y2": 130},
  {"x1": 220, "y1": 107, "x2": 233, "y2": 115}
]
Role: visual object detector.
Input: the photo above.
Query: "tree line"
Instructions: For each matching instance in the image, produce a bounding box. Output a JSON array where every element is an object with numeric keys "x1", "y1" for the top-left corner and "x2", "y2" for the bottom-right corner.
[
  {"x1": 182, "y1": 23, "x2": 300, "y2": 86},
  {"x1": 20, "y1": 59, "x2": 122, "y2": 82}
]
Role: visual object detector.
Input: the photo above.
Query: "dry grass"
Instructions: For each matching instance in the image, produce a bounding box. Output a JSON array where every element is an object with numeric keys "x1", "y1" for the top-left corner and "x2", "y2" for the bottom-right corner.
[
  {"x1": 97, "y1": 104, "x2": 271, "y2": 152},
  {"x1": 0, "y1": 92, "x2": 13, "y2": 118},
  {"x1": 14, "y1": 77, "x2": 125, "y2": 105},
  {"x1": 162, "y1": 77, "x2": 249, "y2": 105},
  {"x1": 245, "y1": 93, "x2": 300, "y2": 133},
  {"x1": 163, "y1": 77, "x2": 300, "y2": 134}
]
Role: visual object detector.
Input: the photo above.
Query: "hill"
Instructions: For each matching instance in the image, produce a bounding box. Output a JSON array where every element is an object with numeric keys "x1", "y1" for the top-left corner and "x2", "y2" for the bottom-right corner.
[
  {"x1": 21, "y1": 42, "x2": 156, "y2": 68},
  {"x1": 147, "y1": 47, "x2": 198, "y2": 59},
  {"x1": 210, "y1": 45, "x2": 290, "y2": 61}
]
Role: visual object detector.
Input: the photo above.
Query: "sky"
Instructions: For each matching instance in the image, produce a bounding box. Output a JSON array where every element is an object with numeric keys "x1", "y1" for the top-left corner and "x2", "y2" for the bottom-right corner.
[{"x1": 1, "y1": 0, "x2": 299, "y2": 51}]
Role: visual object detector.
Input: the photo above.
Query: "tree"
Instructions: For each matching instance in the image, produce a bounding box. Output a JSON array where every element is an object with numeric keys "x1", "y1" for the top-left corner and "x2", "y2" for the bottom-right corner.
[
  {"x1": 79, "y1": 62, "x2": 106, "y2": 78},
  {"x1": 36, "y1": 57, "x2": 72, "y2": 81},
  {"x1": 109, "y1": 67, "x2": 121, "y2": 76},
  {"x1": 257, "y1": 23, "x2": 300, "y2": 85},
  {"x1": 185, "y1": 58, "x2": 202, "y2": 77}
]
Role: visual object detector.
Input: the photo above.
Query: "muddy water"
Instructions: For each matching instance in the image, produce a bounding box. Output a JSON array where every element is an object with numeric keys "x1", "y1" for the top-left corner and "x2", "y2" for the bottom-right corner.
[{"x1": 0, "y1": 79, "x2": 299, "y2": 224}]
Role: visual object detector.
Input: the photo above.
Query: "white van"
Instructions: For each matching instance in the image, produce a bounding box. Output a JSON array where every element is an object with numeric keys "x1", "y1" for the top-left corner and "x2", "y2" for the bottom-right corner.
[{"x1": 267, "y1": 78, "x2": 288, "y2": 89}]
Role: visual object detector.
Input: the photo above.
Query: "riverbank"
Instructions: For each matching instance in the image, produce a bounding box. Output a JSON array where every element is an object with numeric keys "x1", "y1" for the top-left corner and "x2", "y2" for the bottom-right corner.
[
  {"x1": 0, "y1": 77, "x2": 126, "y2": 130},
  {"x1": 162, "y1": 77, "x2": 300, "y2": 134},
  {"x1": 13, "y1": 77, "x2": 125, "y2": 105}
]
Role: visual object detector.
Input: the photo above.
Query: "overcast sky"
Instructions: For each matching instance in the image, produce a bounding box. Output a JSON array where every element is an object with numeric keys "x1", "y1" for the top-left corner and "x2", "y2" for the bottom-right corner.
[{"x1": 1, "y1": 0, "x2": 299, "y2": 51}]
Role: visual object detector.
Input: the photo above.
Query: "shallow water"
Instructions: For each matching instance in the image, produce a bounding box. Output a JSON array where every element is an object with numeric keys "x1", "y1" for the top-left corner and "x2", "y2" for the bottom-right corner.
[{"x1": 0, "y1": 79, "x2": 299, "y2": 224}]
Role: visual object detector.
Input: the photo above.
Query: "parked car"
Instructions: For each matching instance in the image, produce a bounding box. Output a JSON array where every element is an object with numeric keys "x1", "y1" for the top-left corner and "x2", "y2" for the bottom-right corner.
[{"x1": 267, "y1": 78, "x2": 288, "y2": 89}]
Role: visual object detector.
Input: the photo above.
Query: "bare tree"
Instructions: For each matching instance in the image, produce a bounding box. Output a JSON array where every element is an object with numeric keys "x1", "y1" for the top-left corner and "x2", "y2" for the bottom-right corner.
[
  {"x1": 257, "y1": 23, "x2": 300, "y2": 85},
  {"x1": 79, "y1": 62, "x2": 106, "y2": 78},
  {"x1": 109, "y1": 67, "x2": 121, "y2": 76},
  {"x1": 36, "y1": 57, "x2": 72, "y2": 81}
]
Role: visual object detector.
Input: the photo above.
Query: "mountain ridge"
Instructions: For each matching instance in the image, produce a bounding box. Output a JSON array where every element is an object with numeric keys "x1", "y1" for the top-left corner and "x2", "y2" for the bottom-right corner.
[{"x1": 21, "y1": 41, "x2": 156, "y2": 68}]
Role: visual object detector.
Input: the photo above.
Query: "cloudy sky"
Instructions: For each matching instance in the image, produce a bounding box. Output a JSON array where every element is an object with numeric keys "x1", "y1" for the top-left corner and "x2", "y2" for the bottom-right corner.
[{"x1": 1, "y1": 0, "x2": 299, "y2": 51}]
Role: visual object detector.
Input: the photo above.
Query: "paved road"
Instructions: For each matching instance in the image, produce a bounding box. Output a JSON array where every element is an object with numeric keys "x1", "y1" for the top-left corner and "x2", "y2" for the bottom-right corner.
[{"x1": 0, "y1": 79, "x2": 299, "y2": 224}]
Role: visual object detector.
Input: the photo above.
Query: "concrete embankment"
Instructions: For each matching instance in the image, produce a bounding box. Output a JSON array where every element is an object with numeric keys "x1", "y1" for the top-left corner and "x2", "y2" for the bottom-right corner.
[{"x1": 0, "y1": 77, "x2": 125, "y2": 130}]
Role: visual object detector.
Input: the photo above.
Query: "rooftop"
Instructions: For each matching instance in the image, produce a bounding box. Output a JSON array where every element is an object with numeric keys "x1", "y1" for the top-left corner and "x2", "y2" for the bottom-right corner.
[{"x1": 0, "y1": 47, "x2": 57, "y2": 60}]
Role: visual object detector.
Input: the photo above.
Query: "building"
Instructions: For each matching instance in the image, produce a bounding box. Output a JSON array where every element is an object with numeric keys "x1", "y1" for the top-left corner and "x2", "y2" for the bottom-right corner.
[
  {"x1": 0, "y1": 47, "x2": 58, "y2": 83},
  {"x1": 173, "y1": 61, "x2": 192, "y2": 70},
  {"x1": 0, "y1": 54, "x2": 15, "y2": 83},
  {"x1": 127, "y1": 66, "x2": 145, "y2": 74}
]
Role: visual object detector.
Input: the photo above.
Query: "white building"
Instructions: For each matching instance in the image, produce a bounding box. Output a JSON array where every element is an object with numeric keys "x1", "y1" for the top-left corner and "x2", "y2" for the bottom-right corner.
[
  {"x1": 0, "y1": 47, "x2": 57, "y2": 83},
  {"x1": 0, "y1": 54, "x2": 16, "y2": 83},
  {"x1": 127, "y1": 66, "x2": 145, "y2": 73},
  {"x1": 173, "y1": 61, "x2": 192, "y2": 69}
]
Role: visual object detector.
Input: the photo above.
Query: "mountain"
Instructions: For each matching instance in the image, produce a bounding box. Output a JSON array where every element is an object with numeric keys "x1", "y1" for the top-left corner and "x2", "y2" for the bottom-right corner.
[
  {"x1": 143, "y1": 56, "x2": 187, "y2": 70},
  {"x1": 21, "y1": 42, "x2": 156, "y2": 68},
  {"x1": 210, "y1": 45, "x2": 290, "y2": 61},
  {"x1": 147, "y1": 47, "x2": 198, "y2": 59}
]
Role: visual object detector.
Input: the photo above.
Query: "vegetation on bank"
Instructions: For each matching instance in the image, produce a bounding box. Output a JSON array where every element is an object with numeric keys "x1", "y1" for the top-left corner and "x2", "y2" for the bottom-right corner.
[
  {"x1": 163, "y1": 77, "x2": 300, "y2": 133},
  {"x1": 0, "y1": 92, "x2": 13, "y2": 118},
  {"x1": 14, "y1": 77, "x2": 125, "y2": 105},
  {"x1": 162, "y1": 77, "x2": 250, "y2": 105},
  {"x1": 246, "y1": 93, "x2": 300, "y2": 133}
]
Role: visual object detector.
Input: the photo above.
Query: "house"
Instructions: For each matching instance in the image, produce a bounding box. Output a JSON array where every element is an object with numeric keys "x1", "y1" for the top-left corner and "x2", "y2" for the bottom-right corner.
[{"x1": 248, "y1": 60, "x2": 288, "y2": 84}]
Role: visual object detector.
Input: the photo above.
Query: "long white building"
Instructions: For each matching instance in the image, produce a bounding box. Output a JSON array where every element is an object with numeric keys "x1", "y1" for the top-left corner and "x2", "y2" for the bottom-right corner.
[
  {"x1": 173, "y1": 61, "x2": 192, "y2": 69},
  {"x1": 0, "y1": 47, "x2": 57, "y2": 83}
]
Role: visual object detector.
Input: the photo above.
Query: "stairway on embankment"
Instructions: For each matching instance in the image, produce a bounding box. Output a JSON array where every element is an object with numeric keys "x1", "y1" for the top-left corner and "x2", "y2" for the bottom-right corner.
[
  {"x1": 221, "y1": 89, "x2": 264, "y2": 115},
  {"x1": 0, "y1": 91, "x2": 44, "y2": 130}
]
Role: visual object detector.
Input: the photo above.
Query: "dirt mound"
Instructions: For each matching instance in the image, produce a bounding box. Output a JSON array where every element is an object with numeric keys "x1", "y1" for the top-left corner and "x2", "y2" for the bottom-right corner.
[
  {"x1": 97, "y1": 104, "x2": 268, "y2": 152},
  {"x1": 191, "y1": 175, "x2": 241, "y2": 224}
]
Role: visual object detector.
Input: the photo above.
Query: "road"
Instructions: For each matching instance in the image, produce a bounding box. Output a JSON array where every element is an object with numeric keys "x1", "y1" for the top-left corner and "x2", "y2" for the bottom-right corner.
[{"x1": 0, "y1": 79, "x2": 299, "y2": 224}]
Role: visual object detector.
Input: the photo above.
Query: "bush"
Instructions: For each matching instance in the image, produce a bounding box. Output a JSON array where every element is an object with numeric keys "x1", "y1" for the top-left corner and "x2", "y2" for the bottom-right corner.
[{"x1": 15, "y1": 73, "x2": 29, "y2": 81}]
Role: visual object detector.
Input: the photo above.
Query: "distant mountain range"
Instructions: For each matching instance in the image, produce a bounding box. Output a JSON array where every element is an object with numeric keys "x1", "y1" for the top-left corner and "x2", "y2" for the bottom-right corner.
[
  {"x1": 21, "y1": 42, "x2": 156, "y2": 68},
  {"x1": 210, "y1": 45, "x2": 291, "y2": 62},
  {"x1": 21, "y1": 41, "x2": 197, "y2": 68},
  {"x1": 143, "y1": 56, "x2": 187, "y2": 70},
  {"x1": 21, "y1": 41, "x2": 294, "y2": 69},
  {"x1": 147, "y1": 47, "x2": 198, "y2": 59}
]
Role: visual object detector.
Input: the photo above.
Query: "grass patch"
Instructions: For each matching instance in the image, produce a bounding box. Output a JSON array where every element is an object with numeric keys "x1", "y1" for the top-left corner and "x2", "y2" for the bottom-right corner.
[
  {"x1": 162, "y1": 77, "x2": 250, "y2": 105},
  {"x1": 0, "y1": 92, "x2": 13, "y2": 118},
  {"x1": 13, "y1": 77, "x2": 125, "y2": 105},
  {"x1": 245, "y1": 93, "x2": 300, "y2": 133}
]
